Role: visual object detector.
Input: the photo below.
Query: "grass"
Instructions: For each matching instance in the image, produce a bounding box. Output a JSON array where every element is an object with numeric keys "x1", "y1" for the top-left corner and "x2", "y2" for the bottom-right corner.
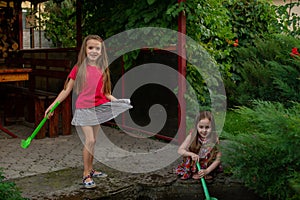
[{"x1": 222, "y1": 109, "x2": 255, "y2": 137}]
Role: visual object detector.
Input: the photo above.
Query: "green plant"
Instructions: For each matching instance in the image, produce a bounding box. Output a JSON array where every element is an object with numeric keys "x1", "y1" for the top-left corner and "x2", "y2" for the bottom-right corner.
[
  {"x1": 40, "y1": 0, "x2": 77, "y2": 47},
  {"x1": 83, "y1": 0, "x2": 177, "y2": 38},
  {"x1": 168, "y1": 0, "x2": 236, "y2": 78},
  {"x1": 225, "y1": 34, "x2": 300, "y2": 107},
  {"x1": 223, "y1": 0, "x2": 280, "y2": 47},
  {"x1": 275, "y1": 0, "x2": 300, "y2": 37},
  {"x1": 222, "y1": 101, "x2": 300, "y2": 200},
  {"x1": 0, "y1": 169, "x2": 27, "y2": 200},
  {"x1": 222, "y1": 110, "x2": 255, "y2": 136}
]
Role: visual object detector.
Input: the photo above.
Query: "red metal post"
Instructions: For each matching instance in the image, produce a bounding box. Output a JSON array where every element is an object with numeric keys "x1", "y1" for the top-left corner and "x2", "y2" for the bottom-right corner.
[{"x1": 177, "y1": 0, "x2": 186, "y2": 144}]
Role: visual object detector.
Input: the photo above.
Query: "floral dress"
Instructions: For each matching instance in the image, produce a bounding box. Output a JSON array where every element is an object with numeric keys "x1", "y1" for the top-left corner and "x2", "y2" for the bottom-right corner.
[{"x1": 176, "y1": 136, "x2": 222, "y2": 180}]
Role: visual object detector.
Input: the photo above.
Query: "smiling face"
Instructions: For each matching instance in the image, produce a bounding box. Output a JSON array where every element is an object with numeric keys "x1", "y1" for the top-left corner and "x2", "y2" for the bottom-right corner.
[
  {"x1": 197, "y1": 118, "x2": 212, "y2": 138},
  {"x1": 86, "y1": 39, "x2": 102, "y2": 65}
]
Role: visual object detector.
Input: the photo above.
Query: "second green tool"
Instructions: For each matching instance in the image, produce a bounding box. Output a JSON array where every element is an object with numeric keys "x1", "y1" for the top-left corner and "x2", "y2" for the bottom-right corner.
[{"x1": 196, "y1": 162, "x2": 218, "y2": 200}]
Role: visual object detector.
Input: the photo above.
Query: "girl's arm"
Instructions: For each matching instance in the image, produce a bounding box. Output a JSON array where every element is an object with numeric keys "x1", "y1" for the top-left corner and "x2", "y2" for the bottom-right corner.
[
  {"x1": 203, "y1": 151, "x2": 221, "y2": 175},
  {"x1": 178, "y1": 133, "x2": 199, "y2": 161},
  {"x1": 198, "y1": 150, "x2": 221, "y2": 178},
  {"x1": 204, "y1": 138, "x2": 222, "y2": 175},
  {"x1": 44, "y1": 79, "x2": 75, "y2": 117},
  {"x1": 105, "y1": 94, "x2": 117, "y2": 101}
]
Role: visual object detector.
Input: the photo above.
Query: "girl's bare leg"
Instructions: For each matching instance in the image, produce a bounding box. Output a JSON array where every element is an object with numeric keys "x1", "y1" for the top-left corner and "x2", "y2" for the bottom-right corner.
[
  {"x1": 89, "y1": 125, "x2": 100, "y2": 167},
  {"x1": 81, "y1": 126, "x2": 96, "y2": 180}
]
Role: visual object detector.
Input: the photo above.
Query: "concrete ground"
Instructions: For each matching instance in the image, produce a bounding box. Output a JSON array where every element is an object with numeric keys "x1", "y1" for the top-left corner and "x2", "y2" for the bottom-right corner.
[{"x1": 0, "y1": 123, "x2": 264, "y2": 200}]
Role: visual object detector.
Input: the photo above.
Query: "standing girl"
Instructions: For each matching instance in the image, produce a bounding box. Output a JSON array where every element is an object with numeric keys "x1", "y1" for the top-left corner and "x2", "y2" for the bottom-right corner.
[
  {"x1": 45, "y1": 35, "x2": 132, "y2": 188},
  {"x1": 176, "y1": 111, "x2": 222, "y2": 180}
]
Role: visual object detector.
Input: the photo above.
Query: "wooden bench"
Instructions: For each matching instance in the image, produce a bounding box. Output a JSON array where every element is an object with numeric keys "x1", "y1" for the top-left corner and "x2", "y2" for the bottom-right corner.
[
  {"x1": 4, "y1": 54, "x2": 74, "y2": 139},
  {"x1": 3, "y1": 85, "x2": 57, "y2": 138}
]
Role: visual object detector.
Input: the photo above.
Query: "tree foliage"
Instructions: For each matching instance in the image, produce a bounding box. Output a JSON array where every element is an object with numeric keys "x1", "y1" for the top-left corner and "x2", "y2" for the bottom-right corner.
[
  {"x1": 39, "y1": 0, "x2": 300, "y2": 107},
  {"x1": 41, "y1": 0, "x2": 76, "y2": 47},
  {"x1": 225, "y1": 34, "x2": 300, "y2": 107},
  {"x1": 276, "y1": 0, "x2": 300, "y2": 37},
  {"x1": 82, "y1": 0, "x2": 177, "y2": 38}
]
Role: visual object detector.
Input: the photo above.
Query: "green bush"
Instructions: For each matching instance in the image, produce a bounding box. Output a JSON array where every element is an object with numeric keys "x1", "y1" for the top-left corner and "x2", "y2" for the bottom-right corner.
[
  {"x1": 222, "y1": 109, "x2": 255, "y2": 136},
  {"x1": 223, "y1": 0, "x2": 280, "y2": 46},
  {"x1": 225, "y1": 34, "x2": 300, "y2": 107},
  {"x1": 222, "y1": 101, "x2": 300, "y2": 200},
  {"x1": 0, "y1": 169, "x2": 27, "y2": 200},
  {"x1": 41, "y1": 0, "x2": 77, "y2": 47}
]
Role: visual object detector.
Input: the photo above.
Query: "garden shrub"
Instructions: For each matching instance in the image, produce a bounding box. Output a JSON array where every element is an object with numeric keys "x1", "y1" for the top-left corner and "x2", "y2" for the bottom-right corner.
[
  {"x1": 225, "y1": 34, "x2": 300, "y2": 108},
  {"x1": 0, "y1": 169, "x2": 27, "y2": 200},
  {"x1": 222, "y1": 100, "x2": 300, "y2": 200},
  {"x1": 223, "y1": 0, "x2": 280, "y2": 46},
  {"x1": 41, "y1": 0, "x2": 77, "y2": 47},
  {"x1": 275, "y1": 0, "x2": 300, "y2": 37}
]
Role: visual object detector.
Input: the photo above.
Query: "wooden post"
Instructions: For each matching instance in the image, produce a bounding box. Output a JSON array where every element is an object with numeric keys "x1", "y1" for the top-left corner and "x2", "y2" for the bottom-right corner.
[
  {"x1": 61, "y1": 95, "x2": 72, "y2": 135},
  {"x1": 76, "y1": 0, "x2": 82, "y2": 49},
  {"x1": 15, "y1": 0, "x2": 23, "y2": 50},
  {"x1": 48, "y1": 96, "x2": 59, "y2": 137},
  {"x1": 177, "y1": 0, "x2": 186, "y2": 145},
  {"x1": 35, "y1": 96, "x2": 46, "y2": 139},
  {"x1": 48, "y1": 110, "x2": 59, "y2": 137},
  {"x1": 29, "y1": 3, "x2": 37, "y2": 48}
]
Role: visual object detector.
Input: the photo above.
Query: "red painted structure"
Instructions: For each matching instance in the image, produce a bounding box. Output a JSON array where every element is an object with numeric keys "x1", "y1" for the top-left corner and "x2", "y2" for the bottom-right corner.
[{"x1": 177, "y1": 0, "x2": 186, "y2": 145}]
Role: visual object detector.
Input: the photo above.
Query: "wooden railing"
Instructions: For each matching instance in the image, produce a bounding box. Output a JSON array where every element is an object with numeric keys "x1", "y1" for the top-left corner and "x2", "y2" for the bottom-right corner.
[{"x1": 3, "y1": 48, "x2": 77, "y2": 138}]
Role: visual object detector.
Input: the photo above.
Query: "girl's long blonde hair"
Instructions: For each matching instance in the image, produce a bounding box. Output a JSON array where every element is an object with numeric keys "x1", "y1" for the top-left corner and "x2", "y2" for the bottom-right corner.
[{"x1": 72, "y1": 35, "x2": 111, "y2": 95}]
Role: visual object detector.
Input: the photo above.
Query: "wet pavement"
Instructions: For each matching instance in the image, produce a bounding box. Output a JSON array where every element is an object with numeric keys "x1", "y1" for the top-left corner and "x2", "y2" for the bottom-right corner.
[{"x1": 0, "y1": 123, "x2": 264, "y2": 200}]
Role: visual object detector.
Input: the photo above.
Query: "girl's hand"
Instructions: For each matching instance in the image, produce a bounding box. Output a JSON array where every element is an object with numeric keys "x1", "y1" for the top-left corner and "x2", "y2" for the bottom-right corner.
[
  {"x1": 44, "y1": 107, "x2": 54, "y2": 119},
  {"x1": 191, "y1": 153, "x2": 199, "y2": 162},
  {"x1": 198, "y1": 169, "x2": 207, "y2": 178},
  {"x1": 115, "y1": 99, "x2": 131, "y2": 104}
]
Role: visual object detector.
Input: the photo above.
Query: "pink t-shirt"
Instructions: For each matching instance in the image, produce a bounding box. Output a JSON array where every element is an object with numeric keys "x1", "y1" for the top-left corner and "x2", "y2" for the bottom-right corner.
[{"x1": 69, "y1": 65, "x2": 110, "y2": 109}]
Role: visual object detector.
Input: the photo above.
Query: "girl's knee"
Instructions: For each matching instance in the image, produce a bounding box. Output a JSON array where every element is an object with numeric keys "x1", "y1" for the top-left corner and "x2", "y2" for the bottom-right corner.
[{"x1": 85, "y1": 138, "x2": 96, "y2": 148}]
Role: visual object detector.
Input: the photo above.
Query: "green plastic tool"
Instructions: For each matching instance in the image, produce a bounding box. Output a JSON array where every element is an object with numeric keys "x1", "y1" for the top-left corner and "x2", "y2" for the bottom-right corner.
[
  {"x1": 21, "y1": 101, "x2": 60, "y2": 149},
  {"x1": 196, "y1": 162, "x2": 218, "y2": 200}
]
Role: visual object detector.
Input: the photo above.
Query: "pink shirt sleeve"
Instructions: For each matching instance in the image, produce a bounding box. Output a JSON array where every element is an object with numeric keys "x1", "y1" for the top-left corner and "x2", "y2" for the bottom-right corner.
[{"x1": 68, "y1": 66, "x2": 78, "y2": 80}]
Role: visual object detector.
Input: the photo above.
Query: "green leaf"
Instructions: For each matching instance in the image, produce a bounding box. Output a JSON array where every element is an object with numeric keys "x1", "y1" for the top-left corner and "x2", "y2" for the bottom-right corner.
[{"x1": 147, "y1": 0, "x2": 156, "y2": 5}]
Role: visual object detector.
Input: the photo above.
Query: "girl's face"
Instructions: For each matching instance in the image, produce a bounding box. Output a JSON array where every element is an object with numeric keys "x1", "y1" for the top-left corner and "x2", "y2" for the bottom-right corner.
[
  {"x1": 86, "y1": 39, "x2": 102, "y2": 65},
  {"x1": 197, "y1": 118, "x2": 212, "y2": 138}
]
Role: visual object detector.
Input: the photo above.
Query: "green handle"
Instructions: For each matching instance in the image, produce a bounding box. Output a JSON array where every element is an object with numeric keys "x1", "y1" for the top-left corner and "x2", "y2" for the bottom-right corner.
[
  {"x1": 21, "y1": 101, "x2": 60, "y2": 149},
  {"x1": 29, "y1": 101, "x2": 60, "y2": 140},
  {"x1": 196, "y1": 162, "x2": 211, "y2": 200}
]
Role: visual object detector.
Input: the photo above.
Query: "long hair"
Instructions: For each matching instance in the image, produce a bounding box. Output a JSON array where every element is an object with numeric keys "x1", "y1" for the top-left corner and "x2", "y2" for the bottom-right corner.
[
  {"x1": 73, "y1": 35, "x2": 111, "y2": 94},
  {"x1": 189, "y1": 111, "x2": 217, "y2": 154}
]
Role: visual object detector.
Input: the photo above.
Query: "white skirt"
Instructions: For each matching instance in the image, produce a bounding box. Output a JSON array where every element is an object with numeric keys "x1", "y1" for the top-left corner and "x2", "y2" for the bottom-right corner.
[{"x1": 71, "y1": 99, "x2": 132, "y2": 126}]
